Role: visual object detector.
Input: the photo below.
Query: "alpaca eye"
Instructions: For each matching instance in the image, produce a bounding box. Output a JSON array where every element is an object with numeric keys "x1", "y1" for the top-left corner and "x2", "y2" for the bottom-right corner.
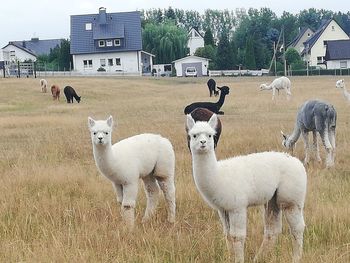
[
  {"x1": 193, "y1": 135, "x2": 197, "y2": 138},
  {"x1": 209, "y1": 135, "x2": 212, "y2": 138},
  {"x1": 105, "y1": 132, "x2": 109, "y2": 135},
  {"x1": 93, "y1": 132, "x2": 97, "y2": 135}
]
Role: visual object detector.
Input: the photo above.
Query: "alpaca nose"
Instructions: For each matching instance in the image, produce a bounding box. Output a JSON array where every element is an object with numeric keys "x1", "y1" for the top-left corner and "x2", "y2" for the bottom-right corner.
[
  {"x1": 98, "y1": 137, "x2": 103, "y2": 142},
  {"x1": 200, "y1": 140, "x2": 206, "y2": 145}
]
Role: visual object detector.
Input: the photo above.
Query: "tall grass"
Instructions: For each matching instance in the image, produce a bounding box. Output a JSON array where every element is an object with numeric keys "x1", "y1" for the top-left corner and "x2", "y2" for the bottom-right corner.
[{"x1": 0, "y1": 76, "x2": 349, "y2": 262}]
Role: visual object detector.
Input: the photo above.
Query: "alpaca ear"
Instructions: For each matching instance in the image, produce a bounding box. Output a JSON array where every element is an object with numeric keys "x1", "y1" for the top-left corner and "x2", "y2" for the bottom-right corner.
[
  {"x1": 88, "y1": 117, "x2": 95, "y2": 128},
  {"x1": 186, "y1": 114, "x2": 195, "y2": 131},
  {"x1": 217, "y1": 86, "x2": 222, "y2": 90},
  {"x1": 208, "y1": 114, "x2": 218, "y2": 130},
  {"x1": 107, "y1": 115, "x2": 113, "y2": 127}
]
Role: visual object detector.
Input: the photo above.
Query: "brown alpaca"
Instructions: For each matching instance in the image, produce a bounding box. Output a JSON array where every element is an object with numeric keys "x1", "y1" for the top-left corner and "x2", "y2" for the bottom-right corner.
[{"x1": 51, "y1": 85, "x2": 60, "y2": 101}]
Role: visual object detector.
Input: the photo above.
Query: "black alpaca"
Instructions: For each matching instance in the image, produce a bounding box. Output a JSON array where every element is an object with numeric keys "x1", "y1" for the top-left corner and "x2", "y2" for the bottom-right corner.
[
  {"x1": 184, "y1": 86, "x2": 230, "y2": 115},
  {"x1": 207, "y1": 78, "x2": 219, "y2": 97},
  {"x1": 64, "y1": 86, "x2": 81, "y2": 103},
  {"x1": 185, "y1": 107, "x2": 222, "y2": 150}
]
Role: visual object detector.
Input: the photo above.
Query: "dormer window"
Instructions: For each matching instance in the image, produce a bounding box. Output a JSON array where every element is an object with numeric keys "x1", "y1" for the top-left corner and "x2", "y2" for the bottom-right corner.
[
  {"x1": 114, "y1": 39, "x2": 121, "y2": 46},
  {"x1": 85, "y1": 23, "x2": 92, "y2": 30},
  {"x1": 99, "y1": 40, "x2": 105, "y2": 47},
  {"x1": 106, "y1": 40, "x2": 113, "y2": 47}
]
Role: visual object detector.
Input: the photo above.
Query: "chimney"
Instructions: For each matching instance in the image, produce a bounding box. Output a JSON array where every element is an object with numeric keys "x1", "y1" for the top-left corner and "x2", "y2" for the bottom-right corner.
[{"x1": 99, "y1": 7, "x2": 107, "y2": 24}]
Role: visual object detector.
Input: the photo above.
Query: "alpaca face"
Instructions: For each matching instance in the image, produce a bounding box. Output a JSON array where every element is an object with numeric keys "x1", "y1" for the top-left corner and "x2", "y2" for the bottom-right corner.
[
  {"x1": 259, "y1": 84, "x2": 267, "y2": 90},
  {"x1": 336, "y1": 79, "x2": 344, "y2": 89},
  {"x1": 187, "y1": 114, "x2": 217, "y2": 153},
  {"x1": 88, "y1": 116, "x2": 113, "y2": 146},
  {"x1": 76, "y1": 96, "x2": 81, "y2": 103}
]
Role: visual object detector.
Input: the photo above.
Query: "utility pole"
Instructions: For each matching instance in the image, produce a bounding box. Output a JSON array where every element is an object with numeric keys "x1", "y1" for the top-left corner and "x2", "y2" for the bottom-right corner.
[{"x1": 283, "y1": 27, "x2": 287, "y2": 76}]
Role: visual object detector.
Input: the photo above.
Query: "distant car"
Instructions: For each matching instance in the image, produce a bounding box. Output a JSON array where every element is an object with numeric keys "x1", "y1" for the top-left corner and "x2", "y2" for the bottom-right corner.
[{"x1": 185, "y1": 67, "x2": 197, "y2": 77}]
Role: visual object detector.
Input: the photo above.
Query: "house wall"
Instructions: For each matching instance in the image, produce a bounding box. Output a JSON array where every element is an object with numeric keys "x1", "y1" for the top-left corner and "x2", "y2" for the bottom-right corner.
[
  {"x1": 327, "y1": 59, "x2": 350, "y2": 69},
  {"x1": 295, "y1": 28, "x2": 314, "y2": 53},
  {"x1": 72, "y1": 51, "x2": 141, "y2": 74},
  {"x1": 308, "y1": 20, "x2": 349, "y2": 68},
  {"x1": 2, "y1": 45, "x2": 36, "y2": 62},
  {"x1": 188, "y1": 37, "x2": 204, "y2": 55},
  {"x1": 174, "y1": 57, "x2": 209, "y2": 77}
]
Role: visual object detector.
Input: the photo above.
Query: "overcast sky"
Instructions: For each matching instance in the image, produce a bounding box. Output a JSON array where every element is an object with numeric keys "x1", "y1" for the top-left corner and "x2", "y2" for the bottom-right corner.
[{"x1": 1, "y1": 0, "x2": 349, "y2": 48}]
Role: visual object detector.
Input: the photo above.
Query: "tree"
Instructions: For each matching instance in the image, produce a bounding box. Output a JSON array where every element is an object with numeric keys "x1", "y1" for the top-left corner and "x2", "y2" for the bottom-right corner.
[
  {"x1": 285, "y1": 48, "x2": 301, "y2": 65},
  {"x1": 216, "y1": 30, "x2": 234, "y2": 69},
  {"x1": 194, "y1": 45, "x2": 217, "y2": 69},
  {"x1": 245, "y1": 36, "x2": 256, "y2": 69},
  {"x1": 142, "y1": 22, "x2": 188, "y2": 64},
  {"x1": 203, "y1": 28, "x2": 215, "y2": 46},
  {"x1": 58, "y1": 39, "x2": 72, "y2": 70}
]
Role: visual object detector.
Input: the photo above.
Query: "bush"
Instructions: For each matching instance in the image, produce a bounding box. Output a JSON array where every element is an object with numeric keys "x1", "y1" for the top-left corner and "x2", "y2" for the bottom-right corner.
[{"x1": 97, "y1": 67, "x2": 106, "y2": 72}]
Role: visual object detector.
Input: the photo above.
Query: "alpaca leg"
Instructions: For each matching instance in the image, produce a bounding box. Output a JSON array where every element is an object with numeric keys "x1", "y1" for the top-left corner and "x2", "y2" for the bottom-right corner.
[
  {"x1": 141, "y1": 174, "x2": 160, "y2": 223},
  {"x1": 272, "y1": 88, "x2": 276, "y2": 100},
  {"x1": 226, "y1": 209, "x2": 247, "y2": 263},
  {"x1": 312, "y1": 131, "x2": 321, "y2": 163},
  {"x1": 157, "y1": 176, "x2": 176, "y2": 223},
  {"x1": 329, "y1": 128, "x2": 336, "y2": 165},
  {"x1": 209, "y1": 88, "x2": 213, "y2": 97},
  {"x1": 121, "y1": 183, "x2": 138, "y2": 229},
  {"x1": 320, "y1": 130, "x2": 333, "y2": 167},
  {"x1": 284, "y1": 205, "x2": 305, "y2": 263},
  {"x1": 112, "y1": 183, "x2": 123, "y2": 204},
  {"x1": 301, "y1": 131, "x2": 310, "y2": 165},
  {"x1": 218, "y1": 209, "x2": 230, "y2": 235},
  {"x1": 254, "y1": 200, "x2": 282, "y2": 261}
]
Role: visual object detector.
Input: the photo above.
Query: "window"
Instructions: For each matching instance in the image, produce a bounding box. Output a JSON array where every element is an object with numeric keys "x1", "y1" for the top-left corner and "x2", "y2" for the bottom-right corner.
[
  {"x1": 114, "y1": 39, "x2": 121, "y2": 46},
  {"x1": 317, "y1": 56, "x2": 324, "y2": 64},
  {"x1": 115, "y1": 58, "x2": 121, "y2": 65},
  {"x1": 99, "y1": 40, "x2": 105, "y2": 47},
  {"x1": 108, "y1": 58, "x2": 113, "y2": 66},
  {"x1": 340, "y1": 61, "x2": 347, "y2": 69},
  {"x1": 106, "y1": 40, "x2": 113, "y2": 47},
  {"x1": 331, "y1": 26, "x2": 335, "y2": 31},
  {"x1": 323, "y1": 40, "x2": 327, "y2": 48},
  {"x1": 10, "y1": 50, "x2": 15, "y2": 57},
  {"x1": 85, "y1": 23, "x2": 92, "y2": 30},
  {"x1": 100, "y1": 59, "x2": 106, "y2": 67},
  {"x1": 83, "y1": 59, "x2": 93, "y2": 68}
]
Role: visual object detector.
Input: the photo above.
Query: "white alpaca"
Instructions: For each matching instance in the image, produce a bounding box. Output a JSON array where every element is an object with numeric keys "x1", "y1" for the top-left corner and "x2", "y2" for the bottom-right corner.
[
  {"x1": 260, "y1": 76, "x2": 292, "y2": 100},
  {"x1": 335, "y1": 79, "x2": 350, "y2": 102},
  {"x1": 186, "y1": 114, "x2": 307, "y2": 263},
  {"x1": 88, "y1": 116, "x2": 176, "y2": 229},
  {"x1": 40, "y1": 79, "x2": 48, "y2": 93}
]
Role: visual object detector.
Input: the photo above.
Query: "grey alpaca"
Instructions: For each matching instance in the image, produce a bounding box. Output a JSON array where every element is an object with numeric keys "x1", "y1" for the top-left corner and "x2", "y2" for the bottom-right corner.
[{"x1": 281, "y1": 99, "x2": 337, "y2": 168}]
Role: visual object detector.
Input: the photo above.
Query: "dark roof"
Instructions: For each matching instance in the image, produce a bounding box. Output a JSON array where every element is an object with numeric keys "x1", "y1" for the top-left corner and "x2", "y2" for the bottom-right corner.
[
  {"x1": 325, "y1": 39, "x2": 350, "y2": 60},
  {"x1": 2, "y1": 38, "x2": 62, "y2": 57},
  {"x1": 70, "y1": 10, "x2": 142, "y2": 55},
  {"x1": 287, "y1": 27, "x2": 312, "y2": 48}
]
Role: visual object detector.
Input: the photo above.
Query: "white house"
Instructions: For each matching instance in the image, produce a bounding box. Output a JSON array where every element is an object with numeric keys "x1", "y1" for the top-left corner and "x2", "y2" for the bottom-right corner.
[
  {"x1": 187, "y1": 28, "x2": 204, "y2": 55},
  {"x1": 70, "y1": 7, "x2": 154, "y2": 75},
  {"x1": 325, "y1": 39, "x2": 350, "y2": 69},
  {"x1": 1, "y1": 42, "x2": 37, "y2": 62},
  {"x1": 301, "y1": 19, "x2": 349, "y2": 68},
  {"x1": 173, "y1": 55, "x2": 209, "y2": 77}
]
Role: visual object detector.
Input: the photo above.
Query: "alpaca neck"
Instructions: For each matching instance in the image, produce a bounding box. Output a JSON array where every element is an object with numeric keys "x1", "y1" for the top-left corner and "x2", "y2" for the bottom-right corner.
[
  {"x1": 263, "y1": 84, "x2": 272, "y2": 90},
  {"x1": 216, "y1": 93, "x2": 227, "y2": 108},
  {"x1": 191, "y1": 150, "x2": 221, "y2": 199},
  {"x1": 92, "y1": 141, "x2": 116, "y2": 171},
  {"x1": 287, "y1": 122, "x2": 301, "y2": 147}
]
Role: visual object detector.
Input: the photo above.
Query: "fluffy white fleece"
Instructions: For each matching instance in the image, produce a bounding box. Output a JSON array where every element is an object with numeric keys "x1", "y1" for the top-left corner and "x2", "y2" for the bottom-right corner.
[
  {"x1": 187, "y1": 114, "x2": 307, "y2": 263},
  {"x1": 88, "y1": 116, "x2": 176, "y2": 229}
]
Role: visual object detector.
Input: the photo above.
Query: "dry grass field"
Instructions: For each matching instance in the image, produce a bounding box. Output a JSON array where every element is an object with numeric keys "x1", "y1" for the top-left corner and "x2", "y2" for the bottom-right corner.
[{"x1": 0, "y1": 75, "x2": 349, "y2": 262}]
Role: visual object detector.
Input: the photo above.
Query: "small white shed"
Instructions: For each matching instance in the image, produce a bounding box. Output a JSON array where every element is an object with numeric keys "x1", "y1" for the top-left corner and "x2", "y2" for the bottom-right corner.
[{"x1": 173, "y1": 55, "x2": 209, "y2": 77}]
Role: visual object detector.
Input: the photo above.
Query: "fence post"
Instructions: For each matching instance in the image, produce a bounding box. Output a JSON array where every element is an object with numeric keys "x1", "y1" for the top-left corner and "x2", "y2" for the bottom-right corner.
[{"x1": 34, "y1": 62, "x2": 37, "y2": 78}]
